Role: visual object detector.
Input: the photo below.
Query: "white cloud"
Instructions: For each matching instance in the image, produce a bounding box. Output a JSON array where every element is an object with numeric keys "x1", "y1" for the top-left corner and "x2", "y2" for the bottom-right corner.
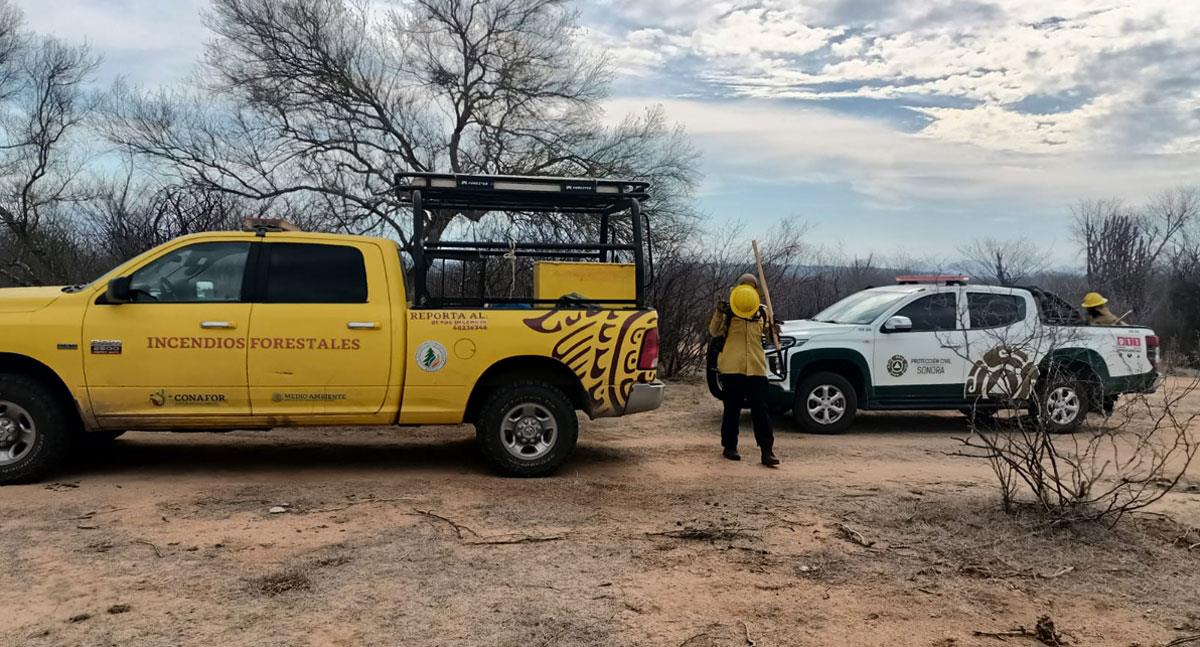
[
  {"x1": 603, "y1": 97, "x2": 1200, "y2": 211},
  {"x1": 594, "y1": 0, "x2": 1200, "y2": 156},
  {"x1": 689, "y1": 6, "x2": 840, "y2": 58},
  {"x1": 14, "y1": 0, "x2": 209, "y2": 86}
]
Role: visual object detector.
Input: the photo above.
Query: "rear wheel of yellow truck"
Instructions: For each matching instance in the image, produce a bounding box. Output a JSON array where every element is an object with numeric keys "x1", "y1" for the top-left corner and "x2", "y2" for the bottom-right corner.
[
  {"x1": 477, "y1": 381, "x2": 579, "y2": 477},
  {"x1": 0, "y1": 375, "x2": 71, "y2": 485}
]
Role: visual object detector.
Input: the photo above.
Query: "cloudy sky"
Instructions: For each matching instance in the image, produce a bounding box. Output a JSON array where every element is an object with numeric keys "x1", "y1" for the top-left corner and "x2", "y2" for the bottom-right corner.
[{"x1": 17, "y1": 0, "x2": 1200, "y2": 264}]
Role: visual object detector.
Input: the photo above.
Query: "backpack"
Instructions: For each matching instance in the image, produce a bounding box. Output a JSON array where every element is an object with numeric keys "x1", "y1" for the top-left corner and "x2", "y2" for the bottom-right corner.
[{"x1": 706, "y1": 303, "x2": 735, "y2": 371}]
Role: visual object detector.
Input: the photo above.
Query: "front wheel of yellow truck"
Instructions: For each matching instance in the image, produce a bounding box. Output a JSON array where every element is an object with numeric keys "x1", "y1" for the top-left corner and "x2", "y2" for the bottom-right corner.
[
  {"x1": 0, "y1": 375, "x2": 71, "y2": 486},
  {"x1": 476, "y1": 381, "x2": 580, "y2": 477}
]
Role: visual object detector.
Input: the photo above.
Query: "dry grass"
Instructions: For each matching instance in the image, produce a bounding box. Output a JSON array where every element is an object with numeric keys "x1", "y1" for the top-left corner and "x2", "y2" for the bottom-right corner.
[{"x1": 251, "y1": 570, "x2": 312, "y2": 596}]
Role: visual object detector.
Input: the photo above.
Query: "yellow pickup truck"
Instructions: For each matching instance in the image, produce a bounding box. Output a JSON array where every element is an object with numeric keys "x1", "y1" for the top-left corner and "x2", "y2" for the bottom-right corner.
[{"x1": 0, "y1": 173, "x2": 664, "y2": 484}]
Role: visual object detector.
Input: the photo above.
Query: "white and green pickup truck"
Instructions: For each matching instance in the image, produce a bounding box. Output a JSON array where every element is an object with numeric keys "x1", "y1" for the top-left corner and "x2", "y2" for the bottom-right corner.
[{"x1": 712, "y1": 276, "x2": 1161, "y2": 434}]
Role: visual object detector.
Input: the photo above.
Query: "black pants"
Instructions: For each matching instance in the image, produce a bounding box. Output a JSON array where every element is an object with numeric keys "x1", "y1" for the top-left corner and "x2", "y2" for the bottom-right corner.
[{"x1": 720, "y1": 374, "x2": 773, "y2": 453}]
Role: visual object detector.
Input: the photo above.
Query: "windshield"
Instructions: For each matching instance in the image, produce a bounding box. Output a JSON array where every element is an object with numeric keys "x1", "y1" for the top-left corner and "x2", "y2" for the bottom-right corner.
[{"x1": 812, "y1": 290, "x2": 911, "y2": 325}]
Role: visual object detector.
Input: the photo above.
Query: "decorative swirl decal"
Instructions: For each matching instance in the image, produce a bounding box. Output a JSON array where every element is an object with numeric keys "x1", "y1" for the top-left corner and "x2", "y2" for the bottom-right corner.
[
  {"x1": 524, "y1": 309, "x2": 658, "y2": 416},
  {"x1": 965, "y1": 346, "x2": 1040, "y2": 400}
]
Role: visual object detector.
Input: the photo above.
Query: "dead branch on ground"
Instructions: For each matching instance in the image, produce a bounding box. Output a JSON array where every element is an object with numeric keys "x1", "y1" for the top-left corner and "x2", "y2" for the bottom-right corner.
[
  {"x1": 132, "y1": 540, "x2": 162, "y2": 558},
  {"x1": 835, "y1": 523, "x2": 876, "y2": 548},
  {"x1": 741, "y1": 620, "x2": 757, "y2": 647},
  {"x1": 411, "y1": 509, "x2": 478, "y2": 539},
  {"x1": 974, "y1": 615, "x2": 1066, "y2": 646},
  {"x1": 466, "y1": 534, "x2": 568, "y2": 546}
]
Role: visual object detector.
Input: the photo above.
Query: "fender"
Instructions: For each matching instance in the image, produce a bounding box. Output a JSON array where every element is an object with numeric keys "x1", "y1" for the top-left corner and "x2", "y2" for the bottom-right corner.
[
  {"x1": 0, "y1": 352, "x2": 96, "y2": 431},
  {"x1": 789, "y1": 348, "x2": 873, "y2": 399},
  {"x1": 462, "y1": 355, "x2": 590, "y2": 423},
  {"x1": 1039, "y1": 347, "x2": 1110, "y2": 383}
]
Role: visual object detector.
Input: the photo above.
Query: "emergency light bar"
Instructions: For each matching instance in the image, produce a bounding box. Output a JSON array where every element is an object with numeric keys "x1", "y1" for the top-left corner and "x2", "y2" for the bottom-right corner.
[
  {"x1": 895, "y1": 274, "x2": 969, "y2": 286},
  {"x1": 241, "y1": 218, "x2": 301, "y2": 234}
]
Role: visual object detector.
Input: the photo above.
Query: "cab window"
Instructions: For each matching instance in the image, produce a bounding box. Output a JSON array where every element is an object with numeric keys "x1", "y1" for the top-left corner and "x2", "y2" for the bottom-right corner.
[
  {"x1": 128, "y1": 242, "x2": 250, "y2": 303},
  {"x1": 263, "y1": 243, "x2": 368, "y2": 303},
  {"x1": 968, "y1": 293, "x2": 1026, "y2": 329},
  {"x1": 894, "y1": 293, "x2": 958, "y2": 332}
]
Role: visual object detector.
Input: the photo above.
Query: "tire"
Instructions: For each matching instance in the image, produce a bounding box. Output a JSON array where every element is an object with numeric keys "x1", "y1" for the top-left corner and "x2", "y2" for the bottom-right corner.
[
  {"x1": 1035, "y1": 372, "x2": 1090, "y2": 434},
  {"x1": 0, "y1": 374, "x2": 72, "y2": 485},
  {"x1": 476, "y1": 381, "x2": 579, "y2": 477},
  {"x1": 793, "y1": 372, "x2": 858, "y2": 434}
]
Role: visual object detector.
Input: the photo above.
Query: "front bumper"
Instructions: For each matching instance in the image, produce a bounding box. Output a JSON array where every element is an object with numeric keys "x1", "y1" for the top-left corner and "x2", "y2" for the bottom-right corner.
[{"x1": 623, "y1": 380, "x2": 666, "y2": 415}]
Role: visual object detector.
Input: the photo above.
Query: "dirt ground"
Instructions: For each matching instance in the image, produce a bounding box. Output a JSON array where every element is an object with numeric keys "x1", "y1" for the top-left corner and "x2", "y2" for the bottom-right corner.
[{"x1": 2, "y1": 379, "x2": 1198, "y2": 647}]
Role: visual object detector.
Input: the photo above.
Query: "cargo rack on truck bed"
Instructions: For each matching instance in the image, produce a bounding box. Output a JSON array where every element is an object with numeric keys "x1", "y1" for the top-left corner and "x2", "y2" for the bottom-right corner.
[{"x1": 395, "y1": 172, "x2": 652, "y2": 309}]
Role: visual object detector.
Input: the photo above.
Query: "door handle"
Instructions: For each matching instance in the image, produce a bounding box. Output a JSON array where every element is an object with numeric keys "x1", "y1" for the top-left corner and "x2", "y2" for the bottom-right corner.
[
  {"x1": 200, "y1": 321, "x2": 236, "y2": 329},
  {"x1": 347, "y1": 321, "x2": 380, "y2": 330},
  {"x1": 941, "y1": 344, "x2": 962, "y2": 350}
]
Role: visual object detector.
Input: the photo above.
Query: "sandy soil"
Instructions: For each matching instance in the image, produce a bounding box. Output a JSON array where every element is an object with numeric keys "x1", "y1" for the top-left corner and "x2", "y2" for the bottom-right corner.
[{"x1": 2, "y1": 379, "x2": 1197, "y2": 647}]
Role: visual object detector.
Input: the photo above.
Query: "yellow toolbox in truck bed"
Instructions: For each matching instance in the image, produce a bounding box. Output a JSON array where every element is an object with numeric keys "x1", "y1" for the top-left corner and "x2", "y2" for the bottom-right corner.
[{"x1": 534, "y1": 261, "x2": 636, "y2": 302}]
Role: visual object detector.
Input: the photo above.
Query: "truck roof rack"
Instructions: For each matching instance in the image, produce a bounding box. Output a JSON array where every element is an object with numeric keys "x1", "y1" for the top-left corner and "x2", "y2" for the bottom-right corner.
[
  {"x1": 396, "y1": 172, "x2": 648, "y2": 214},
  {"x1": 396, "y1": 172, "x2": 652, "y2": 309}
]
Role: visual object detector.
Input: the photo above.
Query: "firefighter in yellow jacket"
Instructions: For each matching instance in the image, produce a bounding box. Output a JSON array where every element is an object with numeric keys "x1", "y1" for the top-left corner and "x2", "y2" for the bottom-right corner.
[
  {"x1": 1082, "y1": 292, "x2": 1119, "y2": 325},
  {"x1": 709, "y1": 274, "x2": 780, "y2": 467}
]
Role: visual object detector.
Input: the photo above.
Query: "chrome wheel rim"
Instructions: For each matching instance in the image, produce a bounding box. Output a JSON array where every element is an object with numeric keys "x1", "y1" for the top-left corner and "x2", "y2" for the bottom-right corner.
[
  {"x1": 807, "y1": 385, "x2": 846, "y2": 425},
  {"x1": 500, "y1": 403, "x2": 558, "y2": 461},
  {"x1": 1046, "y1": 386, "x2": 1081, "y2": 425},
  {"x1": 0, "y1": 400, "x2": 37, "y2": 466}
]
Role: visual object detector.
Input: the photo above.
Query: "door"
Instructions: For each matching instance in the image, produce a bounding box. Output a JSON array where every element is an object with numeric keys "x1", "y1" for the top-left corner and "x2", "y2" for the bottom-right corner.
[
  {"x1": 246, "y1": 241, "x2": 392, "y2": 417},
  {"x1": 871, "y1": 291, "x2": 968, "y2": 406},
  {"x1": 963, "y1": 290, "x2": 1039, "y2": 402},
  {"x1": 83, "y1": 240, "x2": 253, "y2": 420}
]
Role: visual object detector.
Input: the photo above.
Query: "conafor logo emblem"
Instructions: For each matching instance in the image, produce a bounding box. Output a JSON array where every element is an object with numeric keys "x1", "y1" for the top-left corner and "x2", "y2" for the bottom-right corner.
[
  {"x1": 887, "y1": 354, "x2": 909, "y2": 377},
  {"x1": 149, "y1": 390, "x2": 227, "y2": 407},
  {"x1": 416, "y1": 341, "x2": 448, "y2": 372}
]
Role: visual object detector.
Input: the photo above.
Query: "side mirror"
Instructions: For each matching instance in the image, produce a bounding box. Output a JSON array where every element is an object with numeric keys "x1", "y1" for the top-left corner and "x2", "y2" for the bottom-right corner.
[
  {"x1": 105, "y1": 277, "x2": 133, "y2": 304},
  {"x1": 883, "y1": 315, "x2": 912, "y2": 332}
]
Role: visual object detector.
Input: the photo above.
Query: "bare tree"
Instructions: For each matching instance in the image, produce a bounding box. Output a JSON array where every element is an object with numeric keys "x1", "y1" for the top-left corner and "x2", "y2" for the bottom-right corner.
[
  {"x1": 1073, "y1": 191, "x2": 1196, "y2": 317},
  {"x1": 104, "y1": 0, "x2": 698, "y2": 251},
  {"x1": 958, "y1": 237, "x2": 1048, "y2": 286},
  {"x1": 950, "y1": 310, "x2": 1199, "y2": 523},
  {"x1": 960, "y1": 375, "x2": 1199, "y2": 523},
  {"x1": 0, "y1": 2, "x2": 99, "y2": 285}
]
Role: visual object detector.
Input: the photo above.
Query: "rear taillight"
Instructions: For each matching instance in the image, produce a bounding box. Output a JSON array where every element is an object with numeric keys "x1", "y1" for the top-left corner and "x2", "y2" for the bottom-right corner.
[
  {"x1": 638, "y1": 327, "x2": 660, "y2": 371},
  {"x1": 1146, "y1": 335, "x2": 1160, "y2": 369}
]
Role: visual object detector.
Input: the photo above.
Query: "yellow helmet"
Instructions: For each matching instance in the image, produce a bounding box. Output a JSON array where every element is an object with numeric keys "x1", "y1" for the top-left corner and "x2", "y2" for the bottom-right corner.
[
  {"x1": 729, "y1": 284, "x2": 761, "y2": 319},
  {"x1": 1081, "y1": 292, "x2": 1108, "y2": 309}
]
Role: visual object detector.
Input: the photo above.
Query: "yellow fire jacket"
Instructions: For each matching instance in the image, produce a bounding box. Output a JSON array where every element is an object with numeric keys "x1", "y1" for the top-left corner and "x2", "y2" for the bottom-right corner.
[
  {"x1": 1088, "y1": 305, "x2": 1119, "y2": 325},
  {"x1": 709, "y1": 306, "x2": 769, "y2": 377}
]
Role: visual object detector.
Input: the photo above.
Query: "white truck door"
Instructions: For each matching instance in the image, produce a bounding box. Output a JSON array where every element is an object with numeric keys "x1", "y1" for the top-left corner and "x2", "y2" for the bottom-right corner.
[
  {"x1": 962, "y1": 289, "x2": 1040, "y2": 402},
  {"x1": 871, "y1": 290, "x2": 967, "y2": 406}
]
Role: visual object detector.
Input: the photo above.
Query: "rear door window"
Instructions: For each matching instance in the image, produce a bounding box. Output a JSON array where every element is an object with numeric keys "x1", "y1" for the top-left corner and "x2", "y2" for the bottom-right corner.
[
  {"x1": 262, "y1": 243, "x2": 368, "y2": 303},
  {"x1": 968, "y1": 293, "x2": 1026, "y2": 329}
]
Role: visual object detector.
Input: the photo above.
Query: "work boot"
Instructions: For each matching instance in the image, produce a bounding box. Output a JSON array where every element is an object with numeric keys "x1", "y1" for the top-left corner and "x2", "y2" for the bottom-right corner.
[
  {"x1": 761, "y1": 450, "x2": 780, "y2": 467},
  {"x1": 722, "y1": 448, "x2": 741, "y2": 461}
]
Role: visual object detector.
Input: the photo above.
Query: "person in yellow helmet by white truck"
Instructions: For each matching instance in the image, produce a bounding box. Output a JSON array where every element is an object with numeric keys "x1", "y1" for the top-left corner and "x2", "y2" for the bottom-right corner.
[
  {"x1": 1082, "y1": 292, "x2": 1120, "y2": 325},
  {"x1": 708, "y1": 273, "x2": 779, "y2": 467}
]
